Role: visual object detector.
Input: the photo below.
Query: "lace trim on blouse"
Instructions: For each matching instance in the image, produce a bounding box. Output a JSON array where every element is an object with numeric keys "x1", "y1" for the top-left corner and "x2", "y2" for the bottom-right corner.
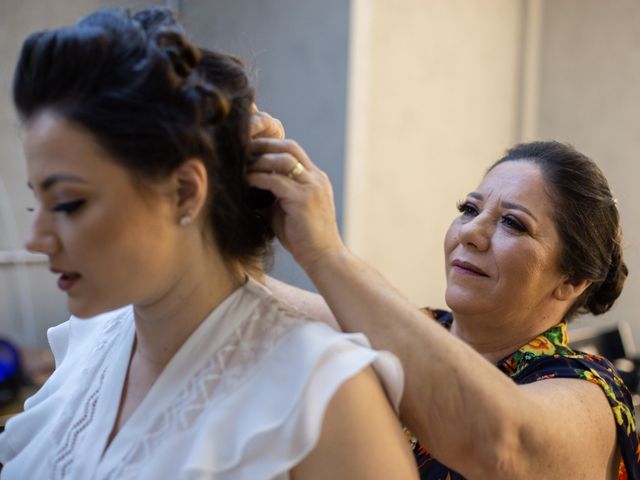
[
  {"x1": 47, "y1": 295, "x2": 303, "y2": 479},
  {"x1": 108, "y1": 297, "x2": 301, "y2": 478},
  {"x1": 50, "y1": 312, "x2": 127, "y2": 479}
]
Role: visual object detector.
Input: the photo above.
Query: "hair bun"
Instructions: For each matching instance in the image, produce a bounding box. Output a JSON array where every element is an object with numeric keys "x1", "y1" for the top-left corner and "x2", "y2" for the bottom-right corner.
[
  {"x1": 152, "y1": 28, "x2": 200, "y2": 79},
  {"x1": 585, "y1": 245, "x2": 628, "y2": 315},
  {"x1": 138, "y1": 12, "x2": 229, "y2": 126},
  {"x1": 133, "y1": 7, "x2": 181, "y2": 34}
]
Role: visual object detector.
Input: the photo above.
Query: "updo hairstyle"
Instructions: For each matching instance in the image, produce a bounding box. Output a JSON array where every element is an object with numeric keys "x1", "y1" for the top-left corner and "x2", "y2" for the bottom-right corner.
[
  {"x1": 490, "y1": 141, "x2": 627, "y2": 320},
  {"x1": 12, "y1": 7, "x2": 274, "y2": 265}
]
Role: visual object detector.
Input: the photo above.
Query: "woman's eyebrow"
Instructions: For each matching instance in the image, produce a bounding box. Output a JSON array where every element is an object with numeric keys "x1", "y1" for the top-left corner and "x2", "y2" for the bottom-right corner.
[
  {"x1": 467, "y1": 192, "x2": 538, "y2": 221},
  {"x1": 501, "y1": 201, "x2": 538, "y2": 221},
  {"x1": 27, "y1": 173, "x2": 87, "y2": 192}
]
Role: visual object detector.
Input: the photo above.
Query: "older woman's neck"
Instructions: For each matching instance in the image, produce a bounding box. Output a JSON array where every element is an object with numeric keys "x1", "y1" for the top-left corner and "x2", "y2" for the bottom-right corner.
[
  {"x1": 132, "y1": 243, "x2": 243, "y2": 368},
  {"x1": 449, "y1": 309, "x2": 564, "y2": 364}
]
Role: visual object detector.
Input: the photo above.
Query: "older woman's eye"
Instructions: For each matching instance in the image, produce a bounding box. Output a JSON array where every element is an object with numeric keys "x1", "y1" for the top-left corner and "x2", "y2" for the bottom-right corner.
[
  {"x1": 502, "y1": 215, "x2": 526, "y2": 232},
  {"x1": 456, "y1": 201, "x2": 478, "y2": 217},
  {"x1": 52, "y1": 200, "x2": 86, "y2": 215}
]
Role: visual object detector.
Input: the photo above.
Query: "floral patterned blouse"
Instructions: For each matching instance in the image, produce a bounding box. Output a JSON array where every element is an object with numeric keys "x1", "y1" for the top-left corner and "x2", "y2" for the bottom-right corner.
[{"x1": 409, "y1": 308, "x2": 640, "y2": 480}]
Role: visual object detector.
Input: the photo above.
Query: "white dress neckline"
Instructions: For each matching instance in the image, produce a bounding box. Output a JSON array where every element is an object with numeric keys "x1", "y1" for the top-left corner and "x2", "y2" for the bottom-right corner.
[{"x1": 0, "y1": 277, "x2": 404, "y2": 480}]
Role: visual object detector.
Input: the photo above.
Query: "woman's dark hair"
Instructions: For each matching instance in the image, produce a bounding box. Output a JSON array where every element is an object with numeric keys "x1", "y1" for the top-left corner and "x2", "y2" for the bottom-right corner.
[
  {"x1": 490, "y1": 141, "x2": 627, "y2": 320},
  {"x1": 12, "y1": 7, "x2": 274, "y2": 265}
]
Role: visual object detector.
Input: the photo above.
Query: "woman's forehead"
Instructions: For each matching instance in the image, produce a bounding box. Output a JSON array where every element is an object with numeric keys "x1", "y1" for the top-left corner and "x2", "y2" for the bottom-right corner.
[
  {"x1": 477, "y1": 161, "x2": 545, "y2": 195},
  {"x1": 472, "y1": 161, "x2": 553, "y2": 214},
  {"x1": 24, "y1": 113, "x2": 128, "y2": 188}
]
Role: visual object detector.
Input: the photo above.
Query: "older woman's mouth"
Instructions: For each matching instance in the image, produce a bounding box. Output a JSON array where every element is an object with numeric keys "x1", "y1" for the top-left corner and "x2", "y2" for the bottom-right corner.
[{"x1": 451, "y1": 259, "x2": 489, "y2": 277}]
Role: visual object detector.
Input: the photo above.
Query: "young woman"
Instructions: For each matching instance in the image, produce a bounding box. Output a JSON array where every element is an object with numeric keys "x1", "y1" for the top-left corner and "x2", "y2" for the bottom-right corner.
[{"x1": 0, "y1": 8, "x2": 417, "y2": 479}]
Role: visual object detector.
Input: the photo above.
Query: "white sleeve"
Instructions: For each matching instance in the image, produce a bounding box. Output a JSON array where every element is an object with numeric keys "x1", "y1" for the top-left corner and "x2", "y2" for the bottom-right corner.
[{"x1": 181, "y1": 321, "x2": 404, "y2": 480}]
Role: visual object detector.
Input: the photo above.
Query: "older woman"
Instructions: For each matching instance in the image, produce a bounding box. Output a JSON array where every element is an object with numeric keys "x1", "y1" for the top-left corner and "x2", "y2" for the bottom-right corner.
[
  {"x1": 0, "y1": 8, "x2": 418, "y2": 479},
  {"x1": 249, "y1": 137, "x2": 639, "y2": 479}
]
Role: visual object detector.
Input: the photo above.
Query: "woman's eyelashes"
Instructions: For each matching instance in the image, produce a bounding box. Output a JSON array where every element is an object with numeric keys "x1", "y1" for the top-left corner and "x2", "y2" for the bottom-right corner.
[
  {"x1": 456, "y1": 201, "x2": 528, "y2": 233},
  {"x1": 501, "y1": 215, "x2": 527, "y2": 233},
  {"x1": 52, "y1": 199, "x2": 86, "y2": 215},
  {"x1": 456, "y1": 201, "x2": 478, "y2": 217}
]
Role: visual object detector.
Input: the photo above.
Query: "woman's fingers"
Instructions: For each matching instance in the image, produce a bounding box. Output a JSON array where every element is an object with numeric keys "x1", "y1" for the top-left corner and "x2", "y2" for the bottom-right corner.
[
  {"x1": 247, "y1": 171, "x2": 304, "y2": 200},
  {"x1": 246, "y1": 135, "x2": 344, "y2": 270},
  {"x1": 249, "y1": 153, "x2": 312, "y2": 182},
  {"x1": 251, "y1": 138, "x2": 314, "y2": 171},
  {"x1": 249, "y1": 110, "x2": 285, "y2": 139}
]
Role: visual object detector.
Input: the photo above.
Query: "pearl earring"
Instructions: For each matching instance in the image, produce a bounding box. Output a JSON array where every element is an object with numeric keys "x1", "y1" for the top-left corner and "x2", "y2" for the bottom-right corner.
[{"x1": 179, "y1": 213, "x2": 192, "y2": 226}]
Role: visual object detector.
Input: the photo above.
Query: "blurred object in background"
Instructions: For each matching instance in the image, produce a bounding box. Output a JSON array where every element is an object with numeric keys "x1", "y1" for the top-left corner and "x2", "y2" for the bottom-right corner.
[
  {"x1": 0, "y1": 338, "x2": 21, "y2": 407},
  {"x1": 0, "y1": 338, "x2": 54, "y2": 429}
]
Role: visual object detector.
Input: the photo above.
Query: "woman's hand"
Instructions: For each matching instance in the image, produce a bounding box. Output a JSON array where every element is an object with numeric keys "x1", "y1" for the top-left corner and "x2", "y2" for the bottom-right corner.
[
  {"x1": 249, "y1": 105, "x2": 285, "y2": 139},
  {"x1": 248, "y1": 138, "x2": 346, "y2": 272}
]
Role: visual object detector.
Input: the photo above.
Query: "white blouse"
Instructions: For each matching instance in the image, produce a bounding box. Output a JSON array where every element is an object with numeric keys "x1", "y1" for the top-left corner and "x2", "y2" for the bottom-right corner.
[{"x1": 0, "y1": 278, "x2": 403, "y2": 480}]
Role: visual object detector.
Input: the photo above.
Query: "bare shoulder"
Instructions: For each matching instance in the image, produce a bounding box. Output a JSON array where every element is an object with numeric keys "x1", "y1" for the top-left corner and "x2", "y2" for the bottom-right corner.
[
  {"x1": 264, "y1": 276, "x2": 340, "y2": 330},
  {"x1": 291, "y1": 366, "x2": 418, "y2": 480},
  {"x1": 518, "y1": 377, "x2": 619, "y2": 479}
]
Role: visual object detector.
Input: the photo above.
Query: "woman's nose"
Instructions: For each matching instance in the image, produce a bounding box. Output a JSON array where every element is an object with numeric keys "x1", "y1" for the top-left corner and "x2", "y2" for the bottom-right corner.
[
  {"x1": 24, "y1": 210, "x2": 59, "y2": 255},
  {"x1": 458, "y1": 215, "x2": 491, "y2": 251}
]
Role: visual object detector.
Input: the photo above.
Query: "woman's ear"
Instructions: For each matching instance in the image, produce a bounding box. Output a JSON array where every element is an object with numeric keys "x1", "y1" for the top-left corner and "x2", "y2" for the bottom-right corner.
[
  {"x1": 553, "y1": 276, "x2": 592, "y2": 302},
  {"x1": 172, "y1": 158, "x2": 209, "y2": 224}
]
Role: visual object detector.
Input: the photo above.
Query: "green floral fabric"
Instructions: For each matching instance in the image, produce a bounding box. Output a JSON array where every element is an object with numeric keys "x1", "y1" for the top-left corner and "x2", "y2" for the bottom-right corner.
[{"x1": 410, "y1": 309, "x2": 639, "y2": 480}]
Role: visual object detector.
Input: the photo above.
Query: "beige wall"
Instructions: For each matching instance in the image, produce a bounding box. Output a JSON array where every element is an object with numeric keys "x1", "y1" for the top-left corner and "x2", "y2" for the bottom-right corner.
[
  {"x1": 345, "y1": 0, "x2": 524, "y2": 306},
  {"x1": 535, "y1": 0, "x2": 640, "y2": 336}
]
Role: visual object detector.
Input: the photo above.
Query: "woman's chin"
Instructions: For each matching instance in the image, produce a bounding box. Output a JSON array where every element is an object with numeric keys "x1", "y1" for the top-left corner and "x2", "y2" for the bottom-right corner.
[
  {"x1": 67, "y1": 299, "x2": 122, "y2": 319},
  {"x1": 445, "y1": 288, "x2": 487, "y2": 315}
]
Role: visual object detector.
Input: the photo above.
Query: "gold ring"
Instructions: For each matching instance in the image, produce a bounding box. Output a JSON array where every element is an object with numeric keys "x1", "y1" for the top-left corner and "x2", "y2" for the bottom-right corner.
[{"x1": 287, "y1": 162, "x2": 305, "y2": 179}]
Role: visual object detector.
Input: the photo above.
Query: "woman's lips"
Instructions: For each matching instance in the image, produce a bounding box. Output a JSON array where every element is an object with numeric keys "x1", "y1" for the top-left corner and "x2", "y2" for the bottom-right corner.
[
  {"x1": 51, "y1": 268, "x2": 82, "y2": 291},
  {"x1": 451, "y1": 259, "x2": 489, "y2": 277}
]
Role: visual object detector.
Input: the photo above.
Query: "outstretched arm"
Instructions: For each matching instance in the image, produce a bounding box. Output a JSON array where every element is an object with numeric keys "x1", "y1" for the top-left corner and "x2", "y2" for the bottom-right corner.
[{"x1": 248, "y1": 138, "x2": 619, "y2": 479}]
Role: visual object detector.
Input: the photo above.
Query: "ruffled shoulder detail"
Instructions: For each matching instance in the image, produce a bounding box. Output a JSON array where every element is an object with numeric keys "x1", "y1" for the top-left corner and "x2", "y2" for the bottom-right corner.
[
  {"x1": 182, "y1": 319, "x2": 403, "y2": 479},
  {"x1": 0, "y1": 307, "x2": 130, "y2": 466},
  {"x1": 26, "y1": 307, "x2": 128, "y2": 409}
]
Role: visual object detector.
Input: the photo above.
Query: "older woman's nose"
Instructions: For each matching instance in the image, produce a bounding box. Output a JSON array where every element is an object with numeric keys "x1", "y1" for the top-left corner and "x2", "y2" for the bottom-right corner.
[
  {"x1": 458, "y1": 216, "x2": 491, "y2": 251},
  {"x1": 24, "y1": 211, "x2": 59, "y2": 255}
]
